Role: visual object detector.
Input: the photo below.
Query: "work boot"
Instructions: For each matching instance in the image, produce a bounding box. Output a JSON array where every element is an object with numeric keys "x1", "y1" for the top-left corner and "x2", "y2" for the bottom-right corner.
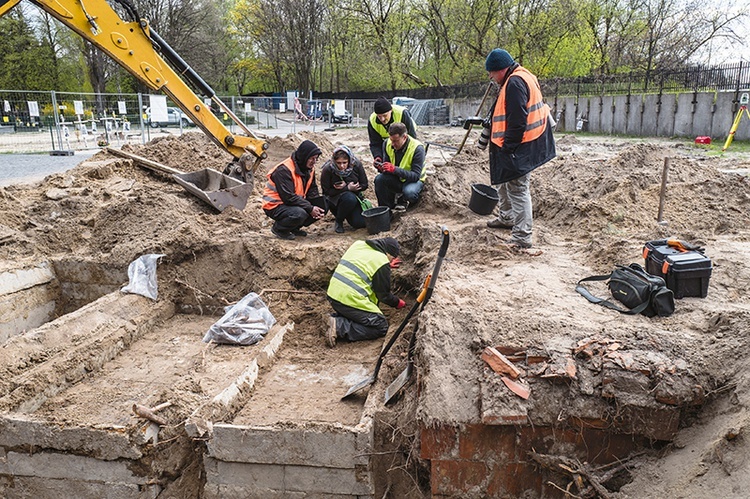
[
  {"x1": 487, "y1": 218, "x2": 513, "y2": 229},
  {"x1": 325, "y1": 316, "x2": 337, "y2": 348},
  {"x1": 334, "y1": 221, "x2": 345, "y2": 233},
  {"x1": 271, "y1": 226, "x2": 295, "y2": 240},
  {"x1": 505, "y1": 238, "x2": 532, "y2": 249},
  {"x1": 393, "y1": 200, "x2": 409, "y2": 213},
  {"x1": 291, "y1": 228, "x2": 308, "y2": 237}
]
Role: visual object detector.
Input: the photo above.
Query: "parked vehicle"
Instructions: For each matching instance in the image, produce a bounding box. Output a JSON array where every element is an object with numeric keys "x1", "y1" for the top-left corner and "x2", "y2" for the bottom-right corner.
[
  {"x1": 326, "y1": 108, "x2": 353, "y2": 124},
  {"x1": 145, "y1": 107, "x2": 194, "y2": 128}
]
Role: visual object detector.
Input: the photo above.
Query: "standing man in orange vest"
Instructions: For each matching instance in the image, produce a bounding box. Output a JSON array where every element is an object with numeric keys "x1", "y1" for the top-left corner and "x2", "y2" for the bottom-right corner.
[
  {"x1": 262, "y1": 139, "x2": 327, "y2": 240},
  {"x1": 483, "y1": 48, "x2": 555, "y2": 249}
]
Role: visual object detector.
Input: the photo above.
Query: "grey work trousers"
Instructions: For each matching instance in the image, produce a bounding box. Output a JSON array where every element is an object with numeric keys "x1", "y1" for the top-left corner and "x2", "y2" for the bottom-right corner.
[
  {"x1": 495, "y1": 173, "x2": 532, "y2": 245},
  {"x1": 329, "y1": 299, "x2": 388, "y2": 342}
]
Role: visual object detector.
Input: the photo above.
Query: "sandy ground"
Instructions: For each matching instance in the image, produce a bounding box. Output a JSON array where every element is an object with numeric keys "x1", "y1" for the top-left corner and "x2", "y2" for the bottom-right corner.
[{"x1": 2, "y1": 124, "x2": 750, "y2": 497}]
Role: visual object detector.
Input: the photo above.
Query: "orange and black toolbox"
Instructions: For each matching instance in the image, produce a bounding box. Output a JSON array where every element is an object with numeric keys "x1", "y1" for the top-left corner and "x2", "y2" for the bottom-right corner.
[{"x1": 643, "y1": 239, "x2": 712, "y2": 299}]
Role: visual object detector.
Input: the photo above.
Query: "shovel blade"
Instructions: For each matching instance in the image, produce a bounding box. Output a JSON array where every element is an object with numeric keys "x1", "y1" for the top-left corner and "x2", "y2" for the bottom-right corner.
[
  {"x1": 384, "y1": 362, "x2": 412, "y2": 404},
  {"x1": 341, "y1": 375, "x2": 374, "y2": 400}
]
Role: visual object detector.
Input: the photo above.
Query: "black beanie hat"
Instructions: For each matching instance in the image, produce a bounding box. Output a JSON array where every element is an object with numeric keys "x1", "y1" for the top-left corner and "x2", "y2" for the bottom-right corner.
[
  {"x1": 373, "y1": 97, "x2": 392, "y2": 114},
  {"x1": 294, "y1": 139, "x2": 322, "y2": 167},
  {"x1": 376, "y1": 237, "x2": 400, "y2": 257}
]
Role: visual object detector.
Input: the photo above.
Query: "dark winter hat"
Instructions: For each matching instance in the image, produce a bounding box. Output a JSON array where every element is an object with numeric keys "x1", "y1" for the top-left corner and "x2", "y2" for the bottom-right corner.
[
  {"x1": 294, "y1": 139, "x2": 322, "y2": 167},
  {"x1": 485, "y1": 48, "x2": 514, "y2": 71},
  {"x1": 377, "y1": 237, "x2": 400, "y2": 257},
  {"x1": 373, "y1": 97, "x2": 392, "y2": 114}
]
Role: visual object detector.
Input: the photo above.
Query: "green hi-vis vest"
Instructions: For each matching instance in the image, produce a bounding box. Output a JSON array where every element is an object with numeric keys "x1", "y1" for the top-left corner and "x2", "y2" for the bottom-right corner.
[
  {"x1": 369, "y1": 104, "x2": 411, "y2": 139},
  {"x1": 385, "y1": 136, "x2": 427, "y2": 182},
  {"x1": 327, "y1": 241, "x2": 389, "y2": 314}
]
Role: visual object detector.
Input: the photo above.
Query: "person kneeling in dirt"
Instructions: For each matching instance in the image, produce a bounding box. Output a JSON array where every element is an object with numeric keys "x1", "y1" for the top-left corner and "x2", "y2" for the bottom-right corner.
[
  {"x1": 262, "y1": 139, "x2": 327, "y2": 240},
  {"x1": 320, "y1": 145, "x2": 370, "y2": 233},
  {"x1": 374, "y1": 122, "x2": 426, "y2": 213},
  {"x1": 325, "y1": 237, "x2": 405, "y2": 347}
]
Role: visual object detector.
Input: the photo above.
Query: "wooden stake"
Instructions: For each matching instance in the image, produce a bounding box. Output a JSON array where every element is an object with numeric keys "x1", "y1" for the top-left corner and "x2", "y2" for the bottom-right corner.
[{"x1": 657, "y1": 157, "x2": 670, "y2": 224}]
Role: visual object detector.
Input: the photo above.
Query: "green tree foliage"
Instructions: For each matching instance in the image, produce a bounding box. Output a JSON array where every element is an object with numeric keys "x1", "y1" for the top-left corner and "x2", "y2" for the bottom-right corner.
[
  {"x1": 0, "y1": 0, "x2": 747, "y2": 94},
  {"x1": 0, "y1": 8, "x2": 60, "y2": 90}
]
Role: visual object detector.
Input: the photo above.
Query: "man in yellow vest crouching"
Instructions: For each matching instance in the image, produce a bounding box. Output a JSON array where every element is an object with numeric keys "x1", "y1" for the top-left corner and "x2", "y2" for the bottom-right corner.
[
  {"x1": 325, "y1": 237, "x2": 406, "y2": 347},
  {"x1": 374, "y1": 122, "x2": 426, "y2": 213}
]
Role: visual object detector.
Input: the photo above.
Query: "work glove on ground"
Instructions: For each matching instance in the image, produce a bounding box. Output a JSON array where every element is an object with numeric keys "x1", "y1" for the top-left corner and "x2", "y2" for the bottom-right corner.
[
  {"x1": 396, "y1": 298, "x2": 406, "y2": 309},
  {"x1": 667, "y1": 239, "x2": 705, "y2": 253},
  {"x1": 381, "y1": 162, "x2": 395, "y2": 174},
  {"x1": 389, "y1": 257, "x2": 402, "y2": 269}
]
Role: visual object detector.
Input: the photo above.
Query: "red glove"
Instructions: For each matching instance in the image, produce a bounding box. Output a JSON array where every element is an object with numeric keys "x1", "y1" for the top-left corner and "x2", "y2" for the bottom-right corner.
[
  {"x1": 389, "y1": 257, "x2": 402, "y2": 269},
  {"x1": 396, "y1": 298, "x2": 406, "y2": 309},
  {"x1": 381, "y1": 162, "x2": 395, "y2": 174}
]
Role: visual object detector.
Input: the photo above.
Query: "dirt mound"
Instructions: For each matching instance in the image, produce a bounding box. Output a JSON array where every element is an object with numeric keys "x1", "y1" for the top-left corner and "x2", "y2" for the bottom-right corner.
[{"x1": 3, "y1": 127, "x2": 750, "y2": 498}]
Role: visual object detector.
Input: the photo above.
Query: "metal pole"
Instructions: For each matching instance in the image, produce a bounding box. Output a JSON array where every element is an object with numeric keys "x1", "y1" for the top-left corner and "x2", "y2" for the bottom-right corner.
[
  {"x1": 51, "y1": 90, "x2": 65, "y2": 153},
  {"x1": 657, "y1": 157, "x2": 670, "y2": 224}
]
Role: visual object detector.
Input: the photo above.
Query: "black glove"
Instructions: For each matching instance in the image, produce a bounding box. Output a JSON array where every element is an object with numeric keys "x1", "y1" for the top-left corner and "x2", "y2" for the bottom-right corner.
[{"x1": 463, "y1": 116, "x2": 484, "y2": 129}]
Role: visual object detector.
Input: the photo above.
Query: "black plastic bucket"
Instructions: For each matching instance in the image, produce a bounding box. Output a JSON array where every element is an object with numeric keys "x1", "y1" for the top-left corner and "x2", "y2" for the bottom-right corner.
[
  {"x1": 362, "y1": 206, "x2": 391, "y2": 234},
  {"x1": 468, "y1": 183, "x2": 499, "y2": 215}
]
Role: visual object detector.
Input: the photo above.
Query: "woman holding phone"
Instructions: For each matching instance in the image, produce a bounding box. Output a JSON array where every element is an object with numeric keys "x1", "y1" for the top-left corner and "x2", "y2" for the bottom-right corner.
[{"x1": 320, "y1": 145, "x2": 370, "y2": 233}]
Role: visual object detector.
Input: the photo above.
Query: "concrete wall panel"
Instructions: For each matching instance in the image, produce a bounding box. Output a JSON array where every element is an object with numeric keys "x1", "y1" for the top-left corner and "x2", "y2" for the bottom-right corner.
[
  {"x1": 657, "y1": 94, "x2": 676, "y2": 136},
  {"x1": 642, "y1": 95, "x2": 660, "y2": 136},
  {"x1": 627, "y1": 95, "x2": 643, "y2": 135},
  {"x1": 613, "y1": 95, "x2": 628, "y2": 134},
  {"x1": 562, "y1": 97, "x2": 577, "y2": 132},
  {"x1": 588, "y1": 97, "x2": 602, "y2": 132},
  {"x1": 600, "y1": 96, "x2": 614, "y2": 134},
  {"x1": 673, "y1": 93, "x2": 695, "y2": 137},
  {"x1": 692, "y1": 92, "x2": 715, "y2": 137}
]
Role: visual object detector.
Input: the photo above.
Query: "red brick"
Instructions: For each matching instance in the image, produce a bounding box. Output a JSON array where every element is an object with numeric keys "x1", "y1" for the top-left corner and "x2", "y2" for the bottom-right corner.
[
  {"x1": 486, "y1": 462, "x2": 544, "y2": 497},
  {"x1": 431, "y1": 459, "x2": 488, "y2": 496},
  {"x1": 420, "y1": 424, "x2": 458, "y2": 460},
  {"x1": 578, "y1": 429, "x2": 647, "y2": 464},
  {"x1": 515, "y1": 426, "x2": 578, "y2": 455},
  {"x1": 458, "y1": 424, "x2": 516, "y2": 461}
]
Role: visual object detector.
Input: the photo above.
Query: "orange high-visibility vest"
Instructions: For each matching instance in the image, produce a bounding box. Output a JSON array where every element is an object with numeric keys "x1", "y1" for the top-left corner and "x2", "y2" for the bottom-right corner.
[
  {"x1": 262, "y1": 157, "x2": 315, "y2": 210},
  {"x1": 491, "y1": 67, "x2": 548, "y2": 147}
]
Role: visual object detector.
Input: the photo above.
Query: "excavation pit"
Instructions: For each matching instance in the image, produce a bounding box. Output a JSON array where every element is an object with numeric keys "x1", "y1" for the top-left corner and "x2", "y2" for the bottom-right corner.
[{"x1": 2, "y1": 130, "x2": 750, "y2": 497}]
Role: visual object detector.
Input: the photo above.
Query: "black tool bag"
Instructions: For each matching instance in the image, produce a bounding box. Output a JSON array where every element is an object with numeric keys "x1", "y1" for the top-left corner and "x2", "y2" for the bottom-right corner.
[{"x1": 576, "y1": 263, "x2": 675, "y2": 317}]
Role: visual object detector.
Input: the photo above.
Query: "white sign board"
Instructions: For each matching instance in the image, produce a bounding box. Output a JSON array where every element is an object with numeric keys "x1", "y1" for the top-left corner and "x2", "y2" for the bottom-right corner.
[
  {"x1": 118, "y1": 101, "x2": 127, "y2": 114},
  {"x1": 244, "y1": 102, "x2": 252, "y2": 113},
  {"x1": 3, "y1": 100, "x2": 9, "y2": 113},
  {"x1": 149, "y1": 95, "x2": 168, "y2": 122},
  {"x1": 286, "y1": 91, "x2": 297, "y2": 112},
  {"x1": 74, "y1": 100, "x2": 84, "y2": 116},
  {"x1": 334, "y1": 100, "x2": 346, "y2": 115},
  {"x1": 27, "y1": 101, "x2": 40, "y2": 117}
]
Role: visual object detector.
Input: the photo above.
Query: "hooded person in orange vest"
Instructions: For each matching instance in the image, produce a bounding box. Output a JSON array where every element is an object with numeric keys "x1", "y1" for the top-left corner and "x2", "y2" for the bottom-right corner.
[
  {"x1": 262, "y1": 139, "x2": 327, "y2": 240},
  {"x1": 483, "y1": 48, "x2": 555, "y2": 249}
]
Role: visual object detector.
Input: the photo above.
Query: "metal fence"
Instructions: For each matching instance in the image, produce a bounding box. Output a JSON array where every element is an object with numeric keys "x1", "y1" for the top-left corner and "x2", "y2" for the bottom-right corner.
[{"x1": 0, "y1": 91, "x2": 294, "y2": 154}]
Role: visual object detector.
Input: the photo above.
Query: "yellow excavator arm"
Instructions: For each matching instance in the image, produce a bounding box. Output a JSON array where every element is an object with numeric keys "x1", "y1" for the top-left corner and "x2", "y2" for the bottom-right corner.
[{"x1": 0, "y1": 0, "x2": 267, "y2": 175}]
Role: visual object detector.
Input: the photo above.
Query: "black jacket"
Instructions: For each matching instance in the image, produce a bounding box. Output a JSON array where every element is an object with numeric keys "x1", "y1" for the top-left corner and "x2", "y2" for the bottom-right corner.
[
  {"x1": 267, "y1": 158, "x2": 321, "y2": 213},
  {"x1": 365, "y1": 239, "x2": 399, "y2": 307},
  {"x1": 367, "y1": 109, "x2": 418, "y2": 159},
  {"x1": 320, "y1": 147, "x2": 369, "y2": 206},
  {"x1": 489, "y1": 67, "x2": 556, "y2": 184},
  {"x1": 382, "y1": 137, "x2": 425, "y2": 184}
]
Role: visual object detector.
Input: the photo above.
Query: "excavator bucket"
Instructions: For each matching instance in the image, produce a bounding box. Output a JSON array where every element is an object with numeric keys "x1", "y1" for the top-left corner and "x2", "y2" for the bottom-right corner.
[{"x1": 173, "y1": 169, "x2": 253, "y2": 212}]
